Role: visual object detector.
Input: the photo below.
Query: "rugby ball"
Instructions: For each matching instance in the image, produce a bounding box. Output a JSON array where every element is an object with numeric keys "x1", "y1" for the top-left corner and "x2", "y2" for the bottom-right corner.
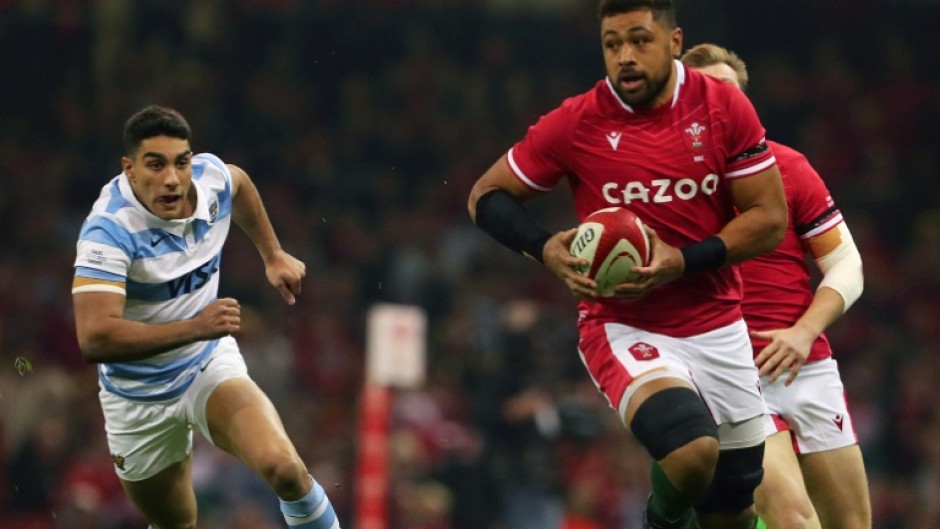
[{"x1": 569, "y1": 207, "x2": 652, "y2": 297}]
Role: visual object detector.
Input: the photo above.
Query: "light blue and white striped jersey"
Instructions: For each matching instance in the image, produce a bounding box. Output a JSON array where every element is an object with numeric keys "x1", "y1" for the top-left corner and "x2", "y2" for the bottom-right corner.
[{"x1": 73, "y1": 153, "x2": 234, "y2": 402}]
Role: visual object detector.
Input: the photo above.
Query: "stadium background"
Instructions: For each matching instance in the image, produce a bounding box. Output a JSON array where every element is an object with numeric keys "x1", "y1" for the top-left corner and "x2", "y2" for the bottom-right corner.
[{"x1": 1, "y1": 1, "x2": 939, "y2": 528}]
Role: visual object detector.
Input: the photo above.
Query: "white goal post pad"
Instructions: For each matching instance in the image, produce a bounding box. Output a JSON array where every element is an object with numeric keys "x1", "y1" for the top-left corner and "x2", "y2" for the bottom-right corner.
[{"x1": 366, "y1": 303, "x2": 427, "y2": 388}]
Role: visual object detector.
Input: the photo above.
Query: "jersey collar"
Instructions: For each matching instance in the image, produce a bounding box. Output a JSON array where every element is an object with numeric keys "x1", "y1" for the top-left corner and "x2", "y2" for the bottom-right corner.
[
  {"x1": 118, "y1": 172, "x2": 212, "y2": 236},
  {"x1": 605, "y1": 59, "x2": 686, "y2": 114}
]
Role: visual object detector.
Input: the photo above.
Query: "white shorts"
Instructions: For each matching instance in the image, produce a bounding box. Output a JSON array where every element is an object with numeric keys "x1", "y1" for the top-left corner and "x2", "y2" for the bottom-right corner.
[
  {"x1": 99, "y1": 337, "x2": 251, "y2": 481},
  {"x1": 762, "y1": 357, "x2": 858, "y2": 454},
  {"x1": 578, "y1": 319, "x2": 766, "y2": 446}
]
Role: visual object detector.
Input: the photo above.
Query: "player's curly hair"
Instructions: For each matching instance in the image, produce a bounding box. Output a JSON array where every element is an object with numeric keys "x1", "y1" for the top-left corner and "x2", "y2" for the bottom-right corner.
[
  {"x1": 123, "y1": 105, "x2": 192, "y2": 156},
  {"x1": 598, "y1": 0, "x2": 676, "y2": 28},
  {"x1": 680, "y1": 43, "x2": 750, "y2": 91}
]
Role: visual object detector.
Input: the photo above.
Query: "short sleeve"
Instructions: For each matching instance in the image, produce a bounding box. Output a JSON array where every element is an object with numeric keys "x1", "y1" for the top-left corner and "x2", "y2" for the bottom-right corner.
[
  {"x1": 784, "y1": 152, "x2": 843, "y2": 240},
  {"x1": 722, "y1": 88, "x2": 776, "y2": 179},
  {"x1": 73, "y1": 217, "x2": 132, "y2": 294},
  {"x1": 507, "y1": 104, "x2": 575, "y2": 192}
]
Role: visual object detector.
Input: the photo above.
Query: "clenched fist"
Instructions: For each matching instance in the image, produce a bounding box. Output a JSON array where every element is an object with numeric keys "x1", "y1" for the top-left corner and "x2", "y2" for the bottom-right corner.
[{"x1": 193, "y1": 298, "x2": 241, "y2": 339}]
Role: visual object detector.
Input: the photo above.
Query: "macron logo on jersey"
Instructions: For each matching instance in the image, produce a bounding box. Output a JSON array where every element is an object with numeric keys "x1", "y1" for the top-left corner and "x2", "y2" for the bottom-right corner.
[
  {"x1": 833, "y1": 414, "x2": 845, "y2": 431},
  {"x1": 606, "y1": 131, "x2": 622, "y2": 151}
]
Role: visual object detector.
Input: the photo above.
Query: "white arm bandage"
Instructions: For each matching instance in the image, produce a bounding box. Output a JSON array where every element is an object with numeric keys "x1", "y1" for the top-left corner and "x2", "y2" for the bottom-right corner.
[{"x1": 812, "y1": 222, "x2": 864, "y2": 313}]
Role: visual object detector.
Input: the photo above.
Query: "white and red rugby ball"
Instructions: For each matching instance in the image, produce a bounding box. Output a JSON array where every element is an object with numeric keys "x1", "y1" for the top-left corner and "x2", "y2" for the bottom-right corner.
[{"x1": 569, "y1": 207, "x2": 652, "y2": 297}]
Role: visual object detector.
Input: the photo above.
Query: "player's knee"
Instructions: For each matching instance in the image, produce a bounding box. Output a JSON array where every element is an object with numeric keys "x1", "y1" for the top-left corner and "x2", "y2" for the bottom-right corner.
[
  {"x1": 255, "y1": 451, "x2": 309, "y2": 498},
  {"x1": 756, "y1": 491, "x2": 817, "y2": 529},
  {"x1": 629, "y1": 386, "x2": 719, "y2": 461},
  {"x1": 630, "y1": 386, "x2": 720, "y2": 494},
  {"x1": 695, "y1": 443, "x2": 765, "y2": 514},
  {"x1": 663, "y1": 435, "x2": 720, "y2": 495}
]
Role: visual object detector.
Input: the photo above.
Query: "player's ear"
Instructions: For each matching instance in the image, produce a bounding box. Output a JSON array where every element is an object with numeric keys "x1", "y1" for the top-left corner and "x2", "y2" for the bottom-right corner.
[
  {"x1": 121, "y1": 157, "x2": 135, "y2": 181},
  {"x1": 670, "y1": 27, "x2": 683, "y2": 58}
]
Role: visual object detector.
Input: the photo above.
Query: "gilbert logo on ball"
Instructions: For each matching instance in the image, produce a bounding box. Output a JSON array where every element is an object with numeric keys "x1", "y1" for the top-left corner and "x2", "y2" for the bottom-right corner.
[{"x1": 569, "y1": 207, "x2": 651, "y2": 297}]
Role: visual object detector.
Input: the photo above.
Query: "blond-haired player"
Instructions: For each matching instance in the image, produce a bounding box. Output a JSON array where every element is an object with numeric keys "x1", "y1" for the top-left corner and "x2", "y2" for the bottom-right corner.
[{"x1": 682, "y1": 44, "x2": 871, "y2": 529}]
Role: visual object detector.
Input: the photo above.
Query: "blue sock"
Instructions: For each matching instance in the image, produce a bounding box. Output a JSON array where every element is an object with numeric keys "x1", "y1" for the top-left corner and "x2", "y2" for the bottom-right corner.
[{"x1": 279, "y1": 476, "x2": 340, "y2": 529}]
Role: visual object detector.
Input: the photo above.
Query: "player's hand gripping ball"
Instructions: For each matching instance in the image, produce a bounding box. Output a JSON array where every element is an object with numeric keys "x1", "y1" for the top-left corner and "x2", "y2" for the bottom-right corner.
[{"x1": 569, "y1": 207, "x2": 652, "y2": 297}]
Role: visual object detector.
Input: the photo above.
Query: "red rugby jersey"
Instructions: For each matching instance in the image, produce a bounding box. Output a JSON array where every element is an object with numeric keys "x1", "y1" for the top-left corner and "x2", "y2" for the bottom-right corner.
[
  {"x1": 741, "y1": 141, "x2": 843, "y2": 361},
  {"x1": 508, "y1": 62, "x2": 777, "y2": 337}
]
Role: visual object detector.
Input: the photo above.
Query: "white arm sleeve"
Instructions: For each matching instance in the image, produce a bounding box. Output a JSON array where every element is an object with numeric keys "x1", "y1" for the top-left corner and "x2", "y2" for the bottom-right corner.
[{"x1": 813, "y1": 222, "x2": 864, "y2": 313}]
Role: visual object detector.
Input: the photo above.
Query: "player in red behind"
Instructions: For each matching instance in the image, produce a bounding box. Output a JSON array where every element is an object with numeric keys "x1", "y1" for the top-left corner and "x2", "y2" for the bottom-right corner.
[
  {"x1": 468, "y1": 2, "x2": 787, "y2": 528},
  {"x1": 682, "y1": 43, "x2": 871, "y2": 529}
]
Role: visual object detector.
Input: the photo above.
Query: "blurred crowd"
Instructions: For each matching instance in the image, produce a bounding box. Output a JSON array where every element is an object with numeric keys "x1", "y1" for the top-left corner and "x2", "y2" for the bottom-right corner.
[{"x1": 1, "y1": 1, "x2": 939, "y2": 528}]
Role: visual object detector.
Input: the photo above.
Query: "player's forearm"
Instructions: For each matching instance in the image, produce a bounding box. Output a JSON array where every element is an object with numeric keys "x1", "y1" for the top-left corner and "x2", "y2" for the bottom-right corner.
[
  {"x1": 472, "y1": 188, "x2": 551, "y2": 263},
  {"x1": 79, "y1": 317, "x2": 202, "y2": 363},
  {"x1": 232, "y1": 174, "x2": 283, "y2": 263},
  {"x1": 717, "y1": 204, "x2": 787, "y2": 264},
  {"x1": 468, "y1": 156, "x2": 550, "y2": 262},
  {"x1": 792, "y1": 287, "x2": 845, "y2": 339},
  {"x1": 812, "y1": 223, "x2": 864, "y2": 313}
]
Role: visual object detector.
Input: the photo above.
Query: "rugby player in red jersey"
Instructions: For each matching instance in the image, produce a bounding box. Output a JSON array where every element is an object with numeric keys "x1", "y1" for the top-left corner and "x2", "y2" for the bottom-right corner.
[
  {"x1": 682, "y1": 43, "x2": 871, "y2": 529},
  {"x1": 467, "y1": 2, "x2": 787, "y2": 528}
]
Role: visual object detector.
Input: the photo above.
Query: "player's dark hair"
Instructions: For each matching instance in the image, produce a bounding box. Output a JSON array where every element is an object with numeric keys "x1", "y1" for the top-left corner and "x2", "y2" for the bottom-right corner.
[
  {"x1": 598, "y1": 0, "x2": 676, "y2": 29},
  {"x1": 122, "y1": 105, "x2": 192, "y2": 156}
]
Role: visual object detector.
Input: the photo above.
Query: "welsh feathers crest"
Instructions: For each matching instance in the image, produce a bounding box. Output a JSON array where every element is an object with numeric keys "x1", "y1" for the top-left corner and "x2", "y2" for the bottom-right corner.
[{"x1": 685, "y1": 122, "x2": 706, "y2": 149}]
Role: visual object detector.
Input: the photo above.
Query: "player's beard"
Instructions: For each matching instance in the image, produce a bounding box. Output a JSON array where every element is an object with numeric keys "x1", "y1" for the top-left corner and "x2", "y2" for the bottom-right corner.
[{"x1": 614, "y1": 69, "x2": 670, "y2": 109}]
